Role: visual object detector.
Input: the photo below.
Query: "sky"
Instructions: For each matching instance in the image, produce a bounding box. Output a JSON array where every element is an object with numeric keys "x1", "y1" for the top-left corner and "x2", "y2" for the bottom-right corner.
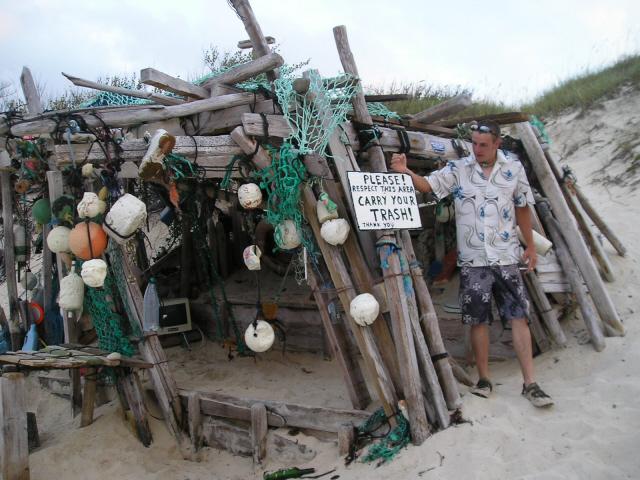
[{"x1": 1, "y1": 0, "x2": 639, "y2": 107}]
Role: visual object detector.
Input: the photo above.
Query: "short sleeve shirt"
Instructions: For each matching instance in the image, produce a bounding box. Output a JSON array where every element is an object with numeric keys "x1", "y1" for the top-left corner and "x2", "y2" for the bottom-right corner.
[{"x1": 425, "y1": 150, "x2": 535, "y2": 267}]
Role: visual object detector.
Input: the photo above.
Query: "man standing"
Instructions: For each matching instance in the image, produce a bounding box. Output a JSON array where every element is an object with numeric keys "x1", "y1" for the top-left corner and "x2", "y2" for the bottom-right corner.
[{"x1": 391, "y1": 120, "x2": 553, "y2": 407}]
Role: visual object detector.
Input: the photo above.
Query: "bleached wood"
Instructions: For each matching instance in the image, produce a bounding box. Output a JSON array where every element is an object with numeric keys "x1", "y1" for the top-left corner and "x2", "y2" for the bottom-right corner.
[
  {"x1": 229, "y1": 126, "x2": 272, "y2": 170},
  {"x1": 435, "y1": 111, "x2": 532, "y2": 128},
  {"x1": 1, "y1": 172, "x2": 22, "y2": 351},
  {"x1": 0, "y1": 372, "x2": 29, "y2": 480},
  {"x1": 140, "y1": 68, "x2": 209, "y2": 99},
  {"x1": 229, "y1": 1, "x2": 279, "y2": 82},
  {"x1": 201, "y1": 53, "x2": 283, "y2": 89},
  {"x1": 20, "y1": 67, "x2": 43, "y2": 114},
  {"x1": 10, "y1": 92, "x2": 259, "y2": 137},
  {"x1": 237, "y1": 36, "x2": 275, "y2": 49},
  {"x1": 188, "y1": 392, "x2": 203, "y2": 453},
  {"x1": 80, "y1": 367, "x2": 98, "y2": 427},
  {"x1": 63, "y1": 73, "x2": 185, "y2": 106},
  {"x1": 537, "y1": 201, "x2": 606, "y2": 351},
  {"x1": 338, "y1": 424, "x2": 357, "y2": 457},
  {"x1": 516, "y1": 122, "x2": 624, "y2": 337},
  {"x1": 115, "y1": 372, "x2": 153, "y2": 447},
  {"x1": 412, "y1": 94, "x2": 472, "y2": 124},
  {"x1": 251, "y1": 403, "x2": 268, "y2": 468}
]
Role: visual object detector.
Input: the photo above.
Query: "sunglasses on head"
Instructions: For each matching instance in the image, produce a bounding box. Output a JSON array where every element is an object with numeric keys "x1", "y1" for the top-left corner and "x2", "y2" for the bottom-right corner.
[{"x1": 471, "y1": 125, "x2": 498, "y2": 137}]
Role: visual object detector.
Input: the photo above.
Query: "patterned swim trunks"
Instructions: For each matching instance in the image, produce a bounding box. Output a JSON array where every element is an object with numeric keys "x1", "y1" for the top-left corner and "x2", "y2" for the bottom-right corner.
[{"x1": 459, "y1": 264, "x2": 531, "y2": 329}]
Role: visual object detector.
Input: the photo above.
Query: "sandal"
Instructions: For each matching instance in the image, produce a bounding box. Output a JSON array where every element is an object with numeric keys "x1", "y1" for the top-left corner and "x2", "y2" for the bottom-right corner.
[
  {"x1": 522, "y1": 382, "x2": 554, "y2": 407},
  {"x1": 470, "y1": 378, "x2": 493, "y2": 398}
]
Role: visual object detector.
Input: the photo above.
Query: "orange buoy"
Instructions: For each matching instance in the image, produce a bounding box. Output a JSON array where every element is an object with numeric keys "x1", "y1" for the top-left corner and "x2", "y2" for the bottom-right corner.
[{"x1": 68, "y1": 222, "x2": 107, "y2": 260}]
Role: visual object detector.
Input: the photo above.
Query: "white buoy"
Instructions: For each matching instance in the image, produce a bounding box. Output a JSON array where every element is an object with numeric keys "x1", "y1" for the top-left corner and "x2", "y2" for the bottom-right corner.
[
  {"x1": 243, "y1": 245, "x2": 262, "y2": 271},
  {"x1": 81, "y1": 259, "x2": 108, "y2": 288},
  {"x1": 104, "y1": 193, "x2": 147, "y2": 244},
  {"x1": 320, "y1": 218, "x2": 350, "y2": 246},
  {"x1": 517, "y1": 226, "x2": 554, "y2": 257},
  {"x1": 47, "y1": 226, "x2": 72, "y2": 253},
  {"x1": 77, "y1": 192, "x2": 107, "y2": 219},
  {"x1": 238, "y1": 183, "x2": 263, "y2": 210},
  {"x1": 276, "y1": 219, "x2": 301, "y2": 250},
  {"x1": 59, "y1": 264, "x2": 84, "y2": 311},
  {"x1": 350, "y1": 293, "x2": 380, "y2": 326},
  {"x1": 245, "y1": 320, "x2": 275, "y2": 353},
  {"x1": 81, "y1": 163, "x2": 94, "y2": 177}
]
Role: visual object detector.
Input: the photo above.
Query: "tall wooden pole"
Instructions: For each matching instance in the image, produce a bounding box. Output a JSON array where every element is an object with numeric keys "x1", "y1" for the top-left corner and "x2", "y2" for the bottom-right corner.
[
  {"x1": 1, "y1": 172, "x2": 22, "y2": 351},
  {"x1": 0, "y1": 372, "x2": 30, "y2": 480},
  {"x1": 229, "y1": 0, "x2": 279, "y2": 82},
  {"x1": 516, "y1": 122, "x2": 624, "y2": 336},
  {"x1": 334, "y1": 24, "x2": 429, "y2": 445}
]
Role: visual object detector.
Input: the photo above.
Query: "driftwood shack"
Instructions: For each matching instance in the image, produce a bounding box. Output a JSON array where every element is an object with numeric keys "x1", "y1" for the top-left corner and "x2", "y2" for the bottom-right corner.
[{"x1": 0, "y1": 0, "x2": 627, "y2": 475}]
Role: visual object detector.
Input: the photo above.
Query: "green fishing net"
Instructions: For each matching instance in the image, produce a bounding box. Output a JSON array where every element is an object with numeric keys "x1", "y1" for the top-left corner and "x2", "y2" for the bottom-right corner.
[
  {"x1": 359, "y1": 407, "x2": 411, "y2": 464},
  {"x1": 365, "y1": 102, "x2": 402, "y2": 120}
]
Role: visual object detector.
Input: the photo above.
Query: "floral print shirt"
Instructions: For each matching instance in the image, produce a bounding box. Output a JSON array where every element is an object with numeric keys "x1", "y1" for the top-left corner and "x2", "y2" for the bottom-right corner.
[{"x1": 425, "y1": 150, "x2": 535, "y2": 267}]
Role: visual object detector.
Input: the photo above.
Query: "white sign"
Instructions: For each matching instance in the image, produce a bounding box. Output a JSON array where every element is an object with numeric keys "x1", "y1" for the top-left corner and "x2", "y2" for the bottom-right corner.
[{"x1": 347, "y1": 171, "x2": 422, "y2": 231}]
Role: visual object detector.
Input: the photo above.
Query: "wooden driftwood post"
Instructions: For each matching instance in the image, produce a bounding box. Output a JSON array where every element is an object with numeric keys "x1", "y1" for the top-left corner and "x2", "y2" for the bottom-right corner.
[
  {"x1": 411, "y1": 94, "x2": 472, "y2": 125},
  {"x1": 516, "y1": 122, "x2": 624, "y2": 337},
  {"x1": 537, "y1": 200, "x2": 606, "y2": 351},
  {"x1": 334, "y1": 24, "x2": 429, "y2": 445},
  {"x1": 1, "y1": 172, "x2": 22, "y2": 351},
  {"x1": 0, "y1": 372, "x2": 30, "y2": 480},
  {"x1": 251, "y1": 403, "x2": 268, "y2": 468}
]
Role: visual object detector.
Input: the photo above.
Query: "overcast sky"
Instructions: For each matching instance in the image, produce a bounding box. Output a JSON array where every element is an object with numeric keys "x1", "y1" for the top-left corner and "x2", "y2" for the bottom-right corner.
[{"x1": 1, "y1": 0, "x2": 639, "y2": 107}]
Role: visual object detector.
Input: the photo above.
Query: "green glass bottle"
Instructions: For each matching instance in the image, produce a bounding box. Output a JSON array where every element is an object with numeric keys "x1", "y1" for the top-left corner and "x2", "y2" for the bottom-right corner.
[{"x1": 263, "y1": 467, "x2": 315, "y2": 480}]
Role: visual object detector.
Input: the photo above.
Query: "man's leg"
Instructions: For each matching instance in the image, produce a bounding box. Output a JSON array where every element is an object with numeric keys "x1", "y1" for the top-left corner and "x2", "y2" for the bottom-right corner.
[
  {"x1": 511, "y1": 318, "x2": 535, "y2": 387},
  {"x1": 471, "y1": 324, "x2": 491, "y2": 381}
]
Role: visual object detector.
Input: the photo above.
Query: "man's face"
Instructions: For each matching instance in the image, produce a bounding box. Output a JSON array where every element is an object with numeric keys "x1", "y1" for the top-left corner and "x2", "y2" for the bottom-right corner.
[{"x1": 472, "y1": 131, "x2": 501, "y2": 164}]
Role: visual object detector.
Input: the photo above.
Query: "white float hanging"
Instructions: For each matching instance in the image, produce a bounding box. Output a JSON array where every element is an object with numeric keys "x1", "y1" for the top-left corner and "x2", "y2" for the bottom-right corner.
[
  {"x1": 238, "y1": 183, "x2": 263, "y2": 210},
  {"x1": 59, "y1": 263, "x2": 84, "y2": 311},
  {"x1": 244, "y1": 320, "x2": 275, "y2": 353},
  {"x1": 13, "y1": 221, "x2": 29, "y2": 262},
  {"x1": 81, "y1": 259, "x2": 108, "y2": 288},
  {"x1": 350, "y1": 293, "x2": 380, "y2": 326},
  {"x1": 77, "y1": 192, "x2": 107, "y2": 219},
  {"x1": 47, "y1": 226, "x2": 72, "y2": 253},
  {"x1": 276, "y1": 219, "x2": 302, "y2": 250},
  {"x1": 243, "y1": 245, "x2": 262, "y2": 271},
  {"x1": 103, "y1": 193, "x2": 147, "y2": 245},
  {"x1": 320, "y1": 218, "x2": 350, "y2": 246}
]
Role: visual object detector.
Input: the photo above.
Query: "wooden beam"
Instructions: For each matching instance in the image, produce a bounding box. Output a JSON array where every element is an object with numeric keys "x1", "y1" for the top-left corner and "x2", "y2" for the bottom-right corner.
[
  {"x1": 187, "y1": 391, "x2": 203, "y2": 453},
  {"x1": 229, "y1": 0, "x2": 279, "y2": 82},
  {"x1": 116, "y1": 371, "x2": 153, "y2": 447},
  {"x1": 251, "y1": 403, "x2": 268, "y2": 468},
  {"x1": 8, "y1": 92, "x2": 260, "y2": 137},
  {"x1": 0, "y1": 372, "x2": 29, "y2": 480},
  {"x1": 229, "y1": 126, "x2": 272, "y2": 170},
  {"x1": 412, "y1": 94, "x2": 472, "y2": 124},
  {"x1": 20, "y1": 67, "x2": 43, "y2": 114},
  {"x1": 80, "y1": 367, "x2": 98, "y2": 427},
  {"x1": 523, "y1": 271, "x2": 566, "y2": 345},
  {"x1": 1, "y1": 172, "x2": 22, "y2": 351},
  {"x1": 435, "y1": 111, "x2": 532, "y2": 128},
  {"x1": 334, "y1": 24, "x2": 429, "y2": 445},
  {"x1": 365, "y1": 115, "x2": 458, "y2": 136},
  {"x1": 200, "y1": 53, "x2": 283, "y2": 89},
  {"x1": 238, "y1": 36, "x2": 275, "y2": 49},
  {"x1": 516, "y1": 122, "x2": 624, "y2": 337},
  {"x1": 537, "y1": 200, "x2": 606, "y2": 351},
  {"x1": 62, "y1": 73, "x2": 185, "y2": 106},
  {"x1": 364, "y1": 94, "x2": 412, "y2": 103},
  {"x1": 140, "y1": 68, "x2": 210, "y2": 100},
  {"x1": 179, "y1": 389, "x2": 370, "y2": 433}
]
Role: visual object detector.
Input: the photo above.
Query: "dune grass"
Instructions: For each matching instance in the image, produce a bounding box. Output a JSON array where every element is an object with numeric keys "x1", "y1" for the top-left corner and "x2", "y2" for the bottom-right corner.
[{"x1": 369, "y1": 53, "x2": 640, "y2": 122}]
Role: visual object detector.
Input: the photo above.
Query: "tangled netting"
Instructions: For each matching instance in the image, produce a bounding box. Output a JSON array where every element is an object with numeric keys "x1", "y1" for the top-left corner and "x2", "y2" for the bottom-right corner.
[
  {"x1": 273, "y1": 71, "x2": 361, "y2": 155},
  {"x1": 359, "y1": 407, "x2": 410, "y2": 464},
  {"x1": 77, "y1": 88, "x2": 154, "y2": 108},
  {"x1": 530, "y1": 115, "x2": 550, "y2": 144},
  {"x1": 256, "y1": 142, "x2": 306, "y2": 247},
  {"x1": 365, "y1": 102, "x2": 402, "y2": 120}
]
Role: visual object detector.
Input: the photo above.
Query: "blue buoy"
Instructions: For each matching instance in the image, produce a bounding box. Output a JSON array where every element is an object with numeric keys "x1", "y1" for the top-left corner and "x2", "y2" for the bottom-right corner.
[{"x1": 23, "y1": 324, "x2": 39, "y2": 351}]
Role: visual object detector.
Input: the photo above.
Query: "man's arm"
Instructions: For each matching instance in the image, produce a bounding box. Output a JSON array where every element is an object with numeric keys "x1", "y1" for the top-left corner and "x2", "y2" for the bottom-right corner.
[
  {"x1": 390, "y1": 153, "x2": 433, "y2": 194},
  {"x1": 515, "y1": 206, "x2": 537, "y2": 274}
]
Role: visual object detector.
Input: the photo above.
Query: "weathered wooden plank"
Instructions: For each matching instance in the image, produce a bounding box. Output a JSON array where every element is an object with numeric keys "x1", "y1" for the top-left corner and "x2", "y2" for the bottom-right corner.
[
  {"x1": 63, "y1": 72, "x2": 186, "y2": 106},
  {"x1": 9, "y1": 92, "x2": 260, "y2": 137},
  {"x1": 0, "y1": 372, "x2": 29, "y2": 480},
  {"x1": 188, "y1": 99, "x2": 278, "y2": 136},
  {"x1": 187, "y1": 391, "x2": 203, "y2": 453},
  {"x1": 179, "y1": 389, "x2": 371, "y2": 433},
  {"x1": 116, "y1": 372, "x2": 153, "y2": 447},
  {"x1": 229, "y1": 126, "x2": 272, "y2": 170},
  {"x1": 228, "y1": 1, "x2": 279, "y2": 82},
  {"x1": 201, "y1": 53, "x2": 283, "y2": 89},
  {"x1": 237, "y1": 36, "x2": 276, "y2": 49},
  {"x1": 80, "y1": 367, "x2": 98, "y2": 427},
  {"x1": 20, "y1": 67, "x2": 43, "y2": 115},
  {"x1": 364, "y1": 94, "x2": 412, "y2": 103},
  {"x1": 537, "y1": 200, "x2": 606, "y2": 351},
  {"x1": 140, "y1": 68, "x2": 209, "y2": 99},
  {"x1": 202, "y1": 417, "x2": 252, "y2": 456},
  {"x1": 410, "y1": 94, "x2": 472, "y2": 124},
  {"x1": 516, "y1": 122, "x2": 624, "y2": 337},
  {"x1": 435, "y1": 111, "x2": 532, "y2": 128},
  {"x1": 1, "y1": 172, "x2": 22, "y2": 351},
  {"x1": 338, "y1": 424, "x2": 357, "y2": 457},
  {"x1": 523, "y1": 271, "x2": 566, "y2": 345},
  {"x1": 366, "y1": 115, "x2": 458, "y2": 136},
  {"x1": 251, "y1": 403, "x2": 268, "y2": 468}
]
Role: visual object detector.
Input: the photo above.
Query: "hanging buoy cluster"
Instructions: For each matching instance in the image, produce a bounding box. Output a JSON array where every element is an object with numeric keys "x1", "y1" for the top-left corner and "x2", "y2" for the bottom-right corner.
[{"x1": 316, "y1": 191, "x2": 350, "y2": 246}]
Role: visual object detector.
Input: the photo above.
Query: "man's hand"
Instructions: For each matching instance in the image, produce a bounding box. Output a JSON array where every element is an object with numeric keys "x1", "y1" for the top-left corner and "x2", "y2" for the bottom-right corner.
[
  {"x1": 521, "y1": 246, "x2": 537, "y2": 274},
  {"x1": 391, "y1": 153, "x2": 409, "y2": 174}
]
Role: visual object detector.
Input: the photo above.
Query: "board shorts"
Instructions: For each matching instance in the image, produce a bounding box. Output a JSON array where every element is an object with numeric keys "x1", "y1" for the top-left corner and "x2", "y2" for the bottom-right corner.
[{"x1": 459, "y1": 264, "x2": 531, "y2": 329}]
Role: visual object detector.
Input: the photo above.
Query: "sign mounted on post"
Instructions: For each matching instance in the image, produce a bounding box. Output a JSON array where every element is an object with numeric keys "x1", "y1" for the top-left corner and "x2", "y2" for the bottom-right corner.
[{"x1": 347, "y1": 171, "x2": 422, "y2": 231}]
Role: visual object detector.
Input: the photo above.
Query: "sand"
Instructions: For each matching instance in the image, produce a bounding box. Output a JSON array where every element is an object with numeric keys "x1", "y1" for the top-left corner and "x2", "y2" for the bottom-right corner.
[{"x1": 4, "y1": 86, "x2": 640, "y2": 479}]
